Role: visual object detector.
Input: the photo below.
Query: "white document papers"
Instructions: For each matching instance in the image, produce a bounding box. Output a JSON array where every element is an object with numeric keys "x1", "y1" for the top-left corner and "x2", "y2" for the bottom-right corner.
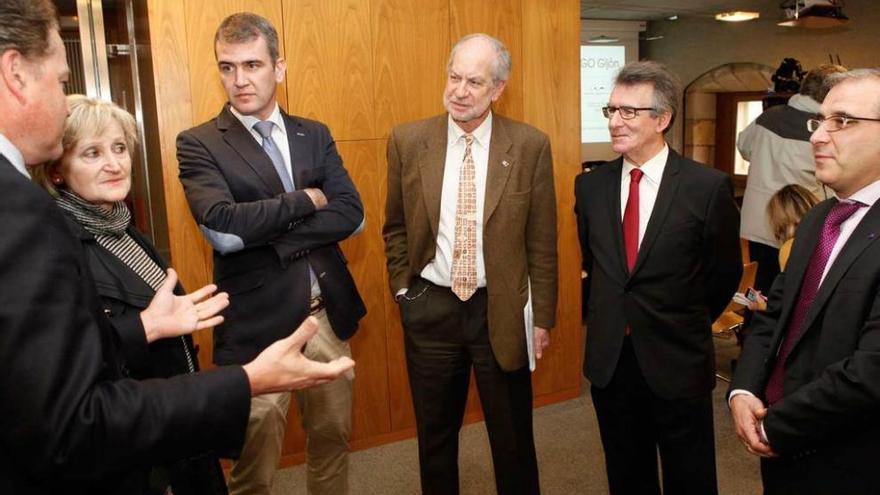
[{"x1": 524, "y1": 278, "x2": 535, "y2": 372}]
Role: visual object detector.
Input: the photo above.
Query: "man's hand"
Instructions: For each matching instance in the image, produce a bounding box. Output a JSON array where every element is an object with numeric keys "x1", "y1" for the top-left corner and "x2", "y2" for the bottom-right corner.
[
  {"x1": 140, "y1": 269, "x2": 229, "y2": 343},
  {"x1": 534, "y1": 326, "x2": 550, "y2": 360},
  {"x1": 730, "y1": 394, "x2": 776, "y2": 457},
  {"x1": 242, "y1": 316, "x2": 355, "y2": 395},
  {"x1": 304, "y1": 188, "x2": 328, "y2": 209}
]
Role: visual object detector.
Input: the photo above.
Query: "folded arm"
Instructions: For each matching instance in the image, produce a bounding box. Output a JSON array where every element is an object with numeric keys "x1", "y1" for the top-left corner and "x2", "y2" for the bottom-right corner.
[{"x1": 177, "y1": 130, "x2": 317, "y2": 254}]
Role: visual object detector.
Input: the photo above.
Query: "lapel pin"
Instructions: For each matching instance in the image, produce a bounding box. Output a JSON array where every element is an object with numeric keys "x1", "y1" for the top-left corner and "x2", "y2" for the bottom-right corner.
[
  {"x1": 869, "y1": 233, "x2": 877, "y2": 239},
  {"x1": 296, "y1": 132, "x2": 306, "y2": 137},
  {"x1": 502, "y1": 160, "x2": 510, "y2": 167}
]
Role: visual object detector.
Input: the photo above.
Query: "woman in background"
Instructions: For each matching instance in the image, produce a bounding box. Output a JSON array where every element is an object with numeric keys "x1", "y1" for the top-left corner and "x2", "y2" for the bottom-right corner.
[
  {"x1": 32, "y1": 95, "x2": 230, "y2": 495},
  {"x1": 767, "y1": 184, "x2": 820, "y2": 271}
]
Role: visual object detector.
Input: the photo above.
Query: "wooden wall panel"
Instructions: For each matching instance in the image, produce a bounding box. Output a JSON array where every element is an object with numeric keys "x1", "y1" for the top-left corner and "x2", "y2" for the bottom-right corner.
[
  {"x1": 371, "y1": 0, "x2": 449, "y2": 137},
  {"x1": 145, "y1": 0, "x2": 215, "y2": 363},
  {"x1": 284, "y1": 0, "x2": 375, "y2": 140},
  {"x1": 336, "y1": 140, "x2": 392, "y2": 443},
  {"x1": 450, "y1": 0, "x2": 524, "y2": 122},
  {"x1": 522, "y1": 0, "x2": 582, "y2": 395}
]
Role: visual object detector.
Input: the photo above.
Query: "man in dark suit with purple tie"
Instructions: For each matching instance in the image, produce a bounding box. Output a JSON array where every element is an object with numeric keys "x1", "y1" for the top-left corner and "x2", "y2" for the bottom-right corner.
[{"x1": 730, "y1": 68, "x2": 880, "y2": 494}]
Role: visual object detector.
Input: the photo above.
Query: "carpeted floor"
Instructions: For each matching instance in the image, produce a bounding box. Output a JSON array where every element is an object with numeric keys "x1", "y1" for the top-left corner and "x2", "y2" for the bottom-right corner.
[{"x1": 273, "y1": 336, "x2": 761, "y2": 494}]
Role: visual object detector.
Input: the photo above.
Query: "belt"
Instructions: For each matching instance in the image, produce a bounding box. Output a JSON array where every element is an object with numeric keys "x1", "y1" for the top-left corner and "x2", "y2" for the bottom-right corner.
[{"x1": 309, "y1": 295, "x2": 325, "y2": 315}]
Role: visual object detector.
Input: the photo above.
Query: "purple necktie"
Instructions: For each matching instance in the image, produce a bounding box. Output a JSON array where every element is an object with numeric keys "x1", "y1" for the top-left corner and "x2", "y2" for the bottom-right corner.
[{"x1": 764, "y1": 200, "x2": 864, "y2": 405}]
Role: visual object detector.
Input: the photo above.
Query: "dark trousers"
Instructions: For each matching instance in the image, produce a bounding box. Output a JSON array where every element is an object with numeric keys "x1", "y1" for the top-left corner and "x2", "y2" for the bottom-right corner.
[
  {"x1": 400, "y1": 278, "x2": 539, "y2": 495},
  {"x1": 748, "y1": 241, "x2": 780, "y2": 293},
  {"x1": 591, "y1": 338, "x2": 717, "y2": 495}
]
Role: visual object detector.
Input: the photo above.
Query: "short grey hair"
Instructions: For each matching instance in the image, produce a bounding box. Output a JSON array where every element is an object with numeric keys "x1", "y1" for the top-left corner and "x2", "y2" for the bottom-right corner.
[
  {"x1": 614, "y1": 61, "x2": 682, "y2": 134},
  {"x1": 215, "y1": 12, "x2": 280, "y2": 63},
  {"x1": 823, "y1": 68, "x2": 880, "y2": 115},
  {"x1": 447, "y1": 33, "x2": 511, "y2": 83}
]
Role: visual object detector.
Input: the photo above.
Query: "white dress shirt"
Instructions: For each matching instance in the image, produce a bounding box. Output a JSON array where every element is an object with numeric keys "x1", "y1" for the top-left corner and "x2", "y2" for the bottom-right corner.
[
  {"x1": 230, "y1": 103, "x2": 294, "y2": 182},
  {"x1": 420, "y1": 113, "x2": 493, "y2": 288},
  {"x1": 620, "y1": 144, "x2": 669, "y2": 247},
  {"x1": 0, "y1": 132, "x2": 28, "y2": 178}
]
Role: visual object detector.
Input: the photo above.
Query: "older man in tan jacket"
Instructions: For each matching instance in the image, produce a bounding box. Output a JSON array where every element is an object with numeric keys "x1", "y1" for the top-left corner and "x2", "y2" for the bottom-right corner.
[{"x1": 383, "y1": 33, "x2": 557, "y2": 495}]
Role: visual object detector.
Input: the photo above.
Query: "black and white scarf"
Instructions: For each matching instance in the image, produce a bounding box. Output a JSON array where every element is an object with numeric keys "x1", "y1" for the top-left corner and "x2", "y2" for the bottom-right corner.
[{"x1": 55, "y1": 190, "x2": 195, "y2": 372}]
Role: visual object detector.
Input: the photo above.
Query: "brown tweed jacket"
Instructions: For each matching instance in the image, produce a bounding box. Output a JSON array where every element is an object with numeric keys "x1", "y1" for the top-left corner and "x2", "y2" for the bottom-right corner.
[{"x1": 383, "y1": 113, "x2": 558, "y2": 371}]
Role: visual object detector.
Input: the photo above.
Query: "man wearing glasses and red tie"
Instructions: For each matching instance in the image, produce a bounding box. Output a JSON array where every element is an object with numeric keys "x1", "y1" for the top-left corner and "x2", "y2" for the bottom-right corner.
[
  {"x1": 730, "y1": 68, "x2": 880, "y2": 494},
  {"x1": 575, "y1": 60, "x2": 742, "y2": 495}
]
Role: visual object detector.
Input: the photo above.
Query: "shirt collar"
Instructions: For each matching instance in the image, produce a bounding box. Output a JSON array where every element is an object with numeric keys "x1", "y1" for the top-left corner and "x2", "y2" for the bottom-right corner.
[
  {"x1": 230, "y1": 103, "x2": 283, "y2": 133},
  {"x1": 448, "y1": 111, "x2": 493, "y2": 149},
  {"x1": 623, "y1": 143, "x2": 668, "y2": 184},
  {"x1": 0, "y1": 132, "x2": 29, "y2": 178},
  {"x1": 840, "y1": 179, "x2": 880, "y2": 208}
]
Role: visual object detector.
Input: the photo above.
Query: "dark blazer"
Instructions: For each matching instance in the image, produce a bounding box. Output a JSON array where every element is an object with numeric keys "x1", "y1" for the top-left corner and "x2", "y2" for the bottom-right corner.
[
  {"x1": 177, "y1": 106, "x2": 366, "y2": 365},
  {"x1": 0, "y1": 156, "x2": 249, "y2": 495},
  {"x1": 731, "y1": 198, "x2": 880, "y2": 493},
  {"x1": 383, "y1": 114, "x2": 558, "y2": 371},
  {"x1": 66, "y1": 217, "x2": 227, "y2": 495},
  {"x1": 575, "y1": 150, "x2": 742, "y2": 399}
]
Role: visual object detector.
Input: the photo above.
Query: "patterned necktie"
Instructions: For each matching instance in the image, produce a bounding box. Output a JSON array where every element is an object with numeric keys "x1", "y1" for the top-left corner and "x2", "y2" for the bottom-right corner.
[
  {"x1": 451, "y1": 134, "x2": 477, "y2": 301},
  {"x1": 254, "y1": 120, "x2": 294, "y2": 192},
  {"x1": 764, "y1": 200, "x2": 864, "y2": 405},
  {"x1": 623, "y1": 168, "x2": 644, "y2": 273}
]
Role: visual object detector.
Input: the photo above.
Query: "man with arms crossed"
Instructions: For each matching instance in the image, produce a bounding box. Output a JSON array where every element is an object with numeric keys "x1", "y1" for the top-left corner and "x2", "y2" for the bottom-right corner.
[
  {"x1": 0, "y1": 1, "x2": 352, "y2": 493},
  {"x1": 575, "y1": 61, "x2": 741, "y2": 494},
  {"x1": 383, "y1": 33, "x2": 557, "y2": 494},
  {"x1": 730, "y1": 68, "x2": 880, "y2": 494},
  {"x1": 177, "y1": 12, "x2": 365, "y2": 495}
]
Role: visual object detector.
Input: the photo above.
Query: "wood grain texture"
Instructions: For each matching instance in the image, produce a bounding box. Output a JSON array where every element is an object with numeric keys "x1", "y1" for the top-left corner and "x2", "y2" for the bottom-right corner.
[
  {"x1": 449, "y1": 0, "x2": 524, "y2": 122},
  {"x1": 521, "y1": 0, "x2": 582, "y2": 395},
  {"x1": 145, "y1": 0, "x2": 216, "y2": 365},
  {"x1": 337, "y1": 140, "x2": 392, "y2": 442},
  {"x1": 371, "y1": 0, "x2": 449, "y2": 138},
  {"x1": 284, "y1": 0, "x2": 375, "y2": 140}
]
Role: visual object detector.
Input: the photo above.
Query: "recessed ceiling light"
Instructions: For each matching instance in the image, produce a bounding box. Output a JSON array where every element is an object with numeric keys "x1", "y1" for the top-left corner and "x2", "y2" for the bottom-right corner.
[
  {"x1": 667, "y1": 15, "x2": 679, "y2": 21},
  {"x1": 715, "y1": 11, "x2": 761, "y2": 22},
  {"x1": 588, "y1": 35, "x2": 619, "y2": 44}
]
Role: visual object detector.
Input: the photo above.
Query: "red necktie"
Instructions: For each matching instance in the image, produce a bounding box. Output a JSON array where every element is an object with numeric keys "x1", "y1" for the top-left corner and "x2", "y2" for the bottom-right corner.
[
  {"x1": 623, "y1": 168, "x2": 644, "y2": 273},
  {"x1": 764, "y1": 200, "x2": 864, "y2": 405}
]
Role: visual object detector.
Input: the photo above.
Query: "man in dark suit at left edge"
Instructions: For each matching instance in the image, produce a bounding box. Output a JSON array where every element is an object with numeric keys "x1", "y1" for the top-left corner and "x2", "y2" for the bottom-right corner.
[
  {"x1": 0, "y1": 1, "x2": 353, "y2": 493},
  {"x1": 177, "y1": 12, "x2": 365, "y2": 495}
]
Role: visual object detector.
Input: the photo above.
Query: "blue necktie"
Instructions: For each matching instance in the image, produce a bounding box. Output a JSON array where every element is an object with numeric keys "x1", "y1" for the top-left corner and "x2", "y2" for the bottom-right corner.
[
  {"x1": 253, "y1": 120, "x2": 320, "y2": 295},
  {"x1": 254, "y1": 120, "x2": 294, "y2": 192}
]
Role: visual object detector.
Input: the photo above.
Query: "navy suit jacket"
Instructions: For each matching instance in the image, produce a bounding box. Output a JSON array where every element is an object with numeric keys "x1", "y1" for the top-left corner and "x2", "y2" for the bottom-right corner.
[
  {"x1": 177, "y1": 105, "x2": 366, "y2": 365},
  {"x1": 575, "y1": 149, "x2": 742, "y2": 399},
  {"x1": 0, "y1": 155, "x2": 249, "y2": 495}
]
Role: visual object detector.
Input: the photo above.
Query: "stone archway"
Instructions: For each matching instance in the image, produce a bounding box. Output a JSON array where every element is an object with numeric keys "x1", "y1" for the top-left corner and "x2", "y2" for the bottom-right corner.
[{"x1": 682, "y1": 62, "x2": 775, "y2": 165}]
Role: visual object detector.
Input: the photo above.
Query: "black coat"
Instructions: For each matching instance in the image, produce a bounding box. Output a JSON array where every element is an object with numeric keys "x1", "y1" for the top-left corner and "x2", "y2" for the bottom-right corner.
[
  {"x1": 0, "y1": 155, "x2": 249, "y2": 495},
  {"x1": 731, "y1": 198, "x2": 880, "y2": 494},
  {"x1": 575, "y1": 150, "x2": 742, "y2": 399},
  {"x1": 66, "y1": 216, "x2": 228, "y2": 495},
  {"x1": 177, "y1": 106, "x2": 366, "y2": 365}
]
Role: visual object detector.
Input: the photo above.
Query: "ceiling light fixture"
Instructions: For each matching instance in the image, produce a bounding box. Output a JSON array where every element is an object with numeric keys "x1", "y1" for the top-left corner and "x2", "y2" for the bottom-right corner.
[
  {"x1": 778, "y1": 0, "x2": 849, "y2": 28},
  {"x1": 588, "y1": 35, "x2": 619, "y2": 44},
  {"x1": 715, "y1": 11, "x2": 760, "y2": 22}
]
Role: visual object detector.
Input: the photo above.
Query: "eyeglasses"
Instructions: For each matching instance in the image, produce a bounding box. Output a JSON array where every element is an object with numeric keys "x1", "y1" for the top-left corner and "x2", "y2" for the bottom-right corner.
[
  {"x1": 602, "y1": 105, "x2": 656, "y2": 120},
  {"x1": 807, "y1": 115, "x2": 880, "y2": 132}
]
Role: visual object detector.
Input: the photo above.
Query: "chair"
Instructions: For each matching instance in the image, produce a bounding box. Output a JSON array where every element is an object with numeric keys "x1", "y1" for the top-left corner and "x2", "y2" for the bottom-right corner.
[{"x1": 712, "y1": 261, "x2": 758, "y2": 382}]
